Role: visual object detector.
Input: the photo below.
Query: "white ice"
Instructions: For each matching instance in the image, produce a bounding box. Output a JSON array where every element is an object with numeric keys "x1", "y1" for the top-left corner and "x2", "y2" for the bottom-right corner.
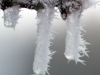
[
  {"x1": 33, "y1": 8, "x2": 56, "y2": 75},
  {"x1": 64, "y1": 11, "x2": 89, "y2": 64},
  {"x1": 4, "y1": 5, "x2": 20, "y2": 29},
  {"x1": 0, "y1": 1, "x2": 100, "y2": 75},
  {"x1": 64, "y1": 0, "x2": 100, "y2": 64}
]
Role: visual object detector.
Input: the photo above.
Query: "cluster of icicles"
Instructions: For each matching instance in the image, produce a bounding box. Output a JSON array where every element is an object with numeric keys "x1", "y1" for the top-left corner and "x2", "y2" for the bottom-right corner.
[{"x1": 0, "y1": 0, "x2": 100, "y2": 75}]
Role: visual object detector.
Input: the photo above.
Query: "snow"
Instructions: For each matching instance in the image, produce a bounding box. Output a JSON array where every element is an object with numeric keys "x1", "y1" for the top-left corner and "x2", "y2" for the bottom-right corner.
[
  {"x1": 4, "y1": 6, "x2": 20, "y2": 29},
  {"x1": 33, "y1": 8, "x2": 56, "y2": 75}
]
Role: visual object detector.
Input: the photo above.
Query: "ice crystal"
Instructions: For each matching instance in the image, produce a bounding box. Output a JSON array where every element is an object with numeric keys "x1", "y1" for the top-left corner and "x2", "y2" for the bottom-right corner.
[
  {"x1": 0, "y1": 0, "x2": 100, "y2": 75},
  {"x1": 33, "y1": 8, "x2": 56, "y2": 75},
  {"x1": 64, "y1": 11, "x2": 89, "y2": 64},
  {"x1": 4, "y1": 5, "x2": 20, "y2": 29},
  {"x1": 63, "y1": 0, "x2": 100, "y2": 64}
]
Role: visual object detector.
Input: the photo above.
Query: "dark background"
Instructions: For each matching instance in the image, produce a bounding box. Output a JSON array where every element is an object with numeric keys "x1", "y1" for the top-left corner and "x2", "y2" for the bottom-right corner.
[{"x1": 0, "y1": 5, "x2": 100, "y2": 75}]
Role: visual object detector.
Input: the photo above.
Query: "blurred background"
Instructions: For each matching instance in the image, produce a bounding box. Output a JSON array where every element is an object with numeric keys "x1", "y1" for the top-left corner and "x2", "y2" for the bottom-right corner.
[{"x1": 0, "y1": 4, "x2": 100, "y2": 75}]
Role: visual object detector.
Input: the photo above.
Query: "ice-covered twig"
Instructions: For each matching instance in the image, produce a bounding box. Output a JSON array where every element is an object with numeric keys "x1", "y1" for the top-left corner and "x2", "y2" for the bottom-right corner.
[
  {"x1": 33, "y1": 7, "x2": 55, "y2": 75},
  {"x1": 60, "y1": 0, "x2": 100, "y2": 65},
  {"x1": 64, "y1": 10, "x2": 89, "y2": 65},
  {"x1": 4, "y1": 5, "x2": 20, "y2": 29}
]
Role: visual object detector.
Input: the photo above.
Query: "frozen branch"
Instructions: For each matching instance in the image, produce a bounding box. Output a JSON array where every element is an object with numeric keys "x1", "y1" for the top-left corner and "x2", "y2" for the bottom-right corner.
[
  {"x1": 33, "y1": 8, "x2": 56, "y2": 75},
  {"x1": 64, "y1": 11, "x2": 89, "y2": 64}
]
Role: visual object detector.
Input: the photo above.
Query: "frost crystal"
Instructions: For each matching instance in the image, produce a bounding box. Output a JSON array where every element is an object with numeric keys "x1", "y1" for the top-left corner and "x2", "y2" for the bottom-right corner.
[
  {"x1": 4, "y1": 6, "x2": 20, "y2": 29},
  {"x1": 0, "y1": 0, "x2": 100, "y2": 75},
  {"x1": 33, "y1": 8, "x2": 55, "y2": 75},
  {"x1": 64, "y1": 11, "x2": 89, "y2": 64},
  {"x1": 63, "y1": 0, "x2": 100, "y2": 64}
]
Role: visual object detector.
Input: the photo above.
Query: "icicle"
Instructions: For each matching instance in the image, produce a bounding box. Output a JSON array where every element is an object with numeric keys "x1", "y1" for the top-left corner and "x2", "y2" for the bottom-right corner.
[
  {"x1": 64, "y1": 10, "x2": 89, "y2": 65},
  {"x1": 4, "y1": 5, "x2": 20, "y2": 29},
  {"x1": 63, "y1": 0, "x2": 100, "y2": 64},
  {"x1": 33, "y1": 8, "x2": 55, "y2": 75}
]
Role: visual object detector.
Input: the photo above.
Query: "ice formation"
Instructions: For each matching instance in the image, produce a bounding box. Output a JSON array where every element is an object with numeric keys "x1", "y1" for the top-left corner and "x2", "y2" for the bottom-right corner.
[
  {"x1": 4, "y1": 5, "x2": 20, "y2": 29},
  {"x1": 33, "y1": 8, "x2": 55, "y2": 75},
  {"x1": 0, "y1": 0, "x2": 100, "y2": 75},
  {"x1": 64, "y1": 11, "x2": 89, "y2": 64},
  {"x1": 63, "y1": 0, "x2": 100, "y2": 64}
]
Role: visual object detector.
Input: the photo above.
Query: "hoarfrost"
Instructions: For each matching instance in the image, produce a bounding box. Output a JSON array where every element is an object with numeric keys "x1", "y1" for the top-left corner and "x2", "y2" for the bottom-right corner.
[
  {"x1": 33, "y1": 8, "x2": 56, "y2": 75},
  {"x1": 0, "y1": 0, "x2": 100, "y2": 75},
  {"x1": 64, "y1": 10, "x2": 89, "y2": 64},
  {"x1": 63, "y1": 0, "x2": 100, "y2": 64},
  {"x1": 4, "y1": 6, "x2": 20, "y2": 29}
]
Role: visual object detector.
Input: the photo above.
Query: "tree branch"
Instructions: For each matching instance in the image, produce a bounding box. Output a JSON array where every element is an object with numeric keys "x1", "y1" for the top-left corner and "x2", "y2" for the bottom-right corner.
[{"x1": 0, "y1": 0, "x2": 82, "y2": 20}]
